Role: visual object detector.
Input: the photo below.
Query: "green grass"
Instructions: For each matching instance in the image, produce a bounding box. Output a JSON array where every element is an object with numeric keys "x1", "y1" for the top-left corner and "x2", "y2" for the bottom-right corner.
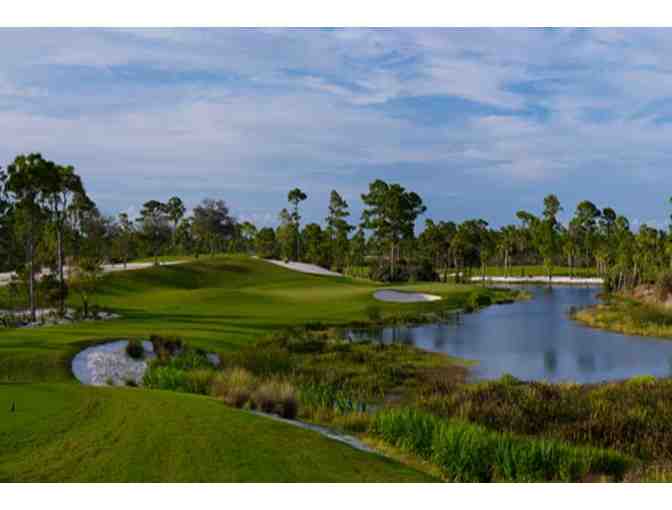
[
  {"x1": 0, "y1": 255, "x2": 508, "y2": 383},
  {"x1": 420, "y1": 375, "x2": 672, "y2": 462},
  {"x1": 0, "y1": 383, "x2": 434, "y2": 482},
  {"x1": 369, "y1": 408, "x2": 628, "y2": 482},
  {"x1": 573, "y1": 297, "x2": 672, "y2": 340},
  {"x1": 0, "y1": 255, "x2": 506, "y2": 482}
]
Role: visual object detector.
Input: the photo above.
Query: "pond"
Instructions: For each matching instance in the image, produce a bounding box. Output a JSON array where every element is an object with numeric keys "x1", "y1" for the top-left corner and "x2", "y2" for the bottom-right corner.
[{"x1": 348, "y1": 285, "x2": 672, "y2": 383}]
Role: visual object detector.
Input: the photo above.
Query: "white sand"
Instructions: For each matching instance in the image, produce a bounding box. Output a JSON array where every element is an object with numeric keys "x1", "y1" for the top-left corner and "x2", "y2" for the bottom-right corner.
[
  {"x1": 71, "y1": 340, "x2": 156, "y2": 386},
  {"x1": 470, "y1": 276, "x2": 603, "y2": 284},
  {"x1": 71, "y1": 339, "x2": 221, "y2": 386},
  {"x1": 0, "y1": 260, "x2": 187, "y2": 287},
  {"x1": 264, "y1": 259, "x2": 343, "y2": 277},
  {"x1": 373, "y1": 290, "x2": 442, "y2": 303}
]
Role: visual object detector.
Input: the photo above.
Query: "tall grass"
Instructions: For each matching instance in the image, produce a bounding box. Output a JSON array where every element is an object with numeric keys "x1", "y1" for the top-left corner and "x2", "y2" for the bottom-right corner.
[
  {"x1": 420, "y1": 375, "x2": 672, "y2": 461},
  {"x1": 370, "y1": 408, "x2": 629, "y2": 482}
]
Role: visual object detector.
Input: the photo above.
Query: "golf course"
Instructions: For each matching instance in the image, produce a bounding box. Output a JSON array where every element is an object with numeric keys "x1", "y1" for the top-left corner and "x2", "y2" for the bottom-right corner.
[{"x1": 1, "y1": 256, "x2": 505, "y2": 482}]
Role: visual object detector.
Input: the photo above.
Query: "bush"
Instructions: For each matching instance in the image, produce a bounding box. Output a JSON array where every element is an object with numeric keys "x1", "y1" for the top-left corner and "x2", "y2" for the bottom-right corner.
[
  {"x1": 369, "y1": 408, "x2": 629, "y2": 482},
  {"x1": 364, "y1": 305, "x2": 382, "y2": 323},
  {"x1": 656, "y1": 271, "x2": 672, "y2": 301},
  {"x1": 420, "y1": 376, "x2": 672, "y2": 461},
  {"x1": 252, "y1": 380, "x2": 298, "y2": 419},
  {"x1": 143, "y1": 365, "x2": 187, "y2": 391},
  {"x1": 466, "y1": 291, "x2": 493, "y2": 310},
  {"x1": 170, "y1": 347, "x2": 211, "y2": 370},
  {"x1": 184, "y1": 369, "x2": 216, "y2": 395},
  {"x1": 125, "y1": 338, "x2": 144, "y2": 359},
  {"x1": 219, "y1": 345, "x2": 293, "y2": 376},
  {"x1": 150, "y1": 334, "x2": 183, "y2": 358},
  {"x1": 212, "y1": 368, "x2": 257, "y2": 407}
]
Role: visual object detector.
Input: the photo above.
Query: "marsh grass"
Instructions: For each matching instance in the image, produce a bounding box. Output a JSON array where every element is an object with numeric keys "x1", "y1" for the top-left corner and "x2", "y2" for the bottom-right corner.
[
  {"x1": 212, "y1": 368, "x2": 257, "y2": 407},
  {"x1": 370, "y1": 408, "x2": 629, "y2": 482},
  {"x1": 252, "y1": 380, "x2": 298, "y2": 419},
  {"x1": 421, "y1": 375, "x2": 672, "y2": 461},
  {"x1": 573, "y1": 298, "x2": 672, "y2": 338}
]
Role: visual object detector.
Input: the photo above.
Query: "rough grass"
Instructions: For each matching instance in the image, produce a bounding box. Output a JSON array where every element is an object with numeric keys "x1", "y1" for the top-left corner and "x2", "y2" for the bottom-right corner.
[
  {"x1": 370, "y1": 408, "x2": 629, "y2": 482},
  {"x1": 0, "y1": 383, "x2": 434, "y2": 482},
  {"x1": 420, "y1": 375, "x2": 672, "y2": 462},
  {"x1": 573, "y1": 297, "x2": 672, "y2": 339},
  {"x1": 0, "y1": 255, "x2": 511, "y2": 383}
]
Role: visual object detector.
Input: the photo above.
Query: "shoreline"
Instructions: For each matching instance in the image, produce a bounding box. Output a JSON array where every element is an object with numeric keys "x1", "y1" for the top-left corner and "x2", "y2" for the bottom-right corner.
[{"x1": 471, "y1": 275, "x2": 603, "y2": 285}]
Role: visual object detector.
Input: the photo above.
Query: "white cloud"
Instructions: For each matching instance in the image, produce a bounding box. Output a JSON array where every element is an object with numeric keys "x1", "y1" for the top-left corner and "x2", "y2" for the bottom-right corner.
[{"x1": 3, "y1": 28, "x2": 672, "y2": 225}]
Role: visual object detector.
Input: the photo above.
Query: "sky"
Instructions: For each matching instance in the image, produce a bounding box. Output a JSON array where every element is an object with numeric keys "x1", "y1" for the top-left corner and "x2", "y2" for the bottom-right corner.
[{"x1": 2, "y1": 28, "x2": 672, "y2": 229}]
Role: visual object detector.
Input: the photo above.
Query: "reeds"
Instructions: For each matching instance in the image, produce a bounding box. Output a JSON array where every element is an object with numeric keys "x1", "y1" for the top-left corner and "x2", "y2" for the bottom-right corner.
[{"x1": 370, "y1": 408, "x2": 629, "y2": 482}]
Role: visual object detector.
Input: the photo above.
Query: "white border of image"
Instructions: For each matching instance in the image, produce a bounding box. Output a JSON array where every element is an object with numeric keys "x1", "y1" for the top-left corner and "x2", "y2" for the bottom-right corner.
[
  {"x1": 1, "y1": 0, "x2": 672, "y2": 26},
  {"x1": 3, "y1": 0, "x2": 672, "y2": 505}
]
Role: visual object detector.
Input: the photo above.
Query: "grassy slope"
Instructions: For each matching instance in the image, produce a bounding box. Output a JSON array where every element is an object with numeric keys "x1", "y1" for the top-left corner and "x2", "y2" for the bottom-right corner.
[
  {"x1": 0, "y1": 255, "x2": 494, "y2": 382},
  {"x1": 0, "y1": 255, "x2": 498, "y2": 482},
  {"x1": 0, "y1": 383, "x2": 433, "y2": 482}
]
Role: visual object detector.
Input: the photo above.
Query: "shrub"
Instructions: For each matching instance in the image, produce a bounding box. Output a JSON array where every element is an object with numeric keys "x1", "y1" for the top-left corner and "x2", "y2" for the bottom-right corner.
[
  {"x1": 150, "y1": 334, "x2": 183, "y2": 357},
  {"x1": 252, "y1": 380, "x2": 298, "y2": 419},
  {"x1": 656, "y1": 270, "x2": 672, "y2": 301},
  {"x1": 143, "y1": 365, "x2": 187, "y2": 391},
  {"x1": 184, "y1": 369, "x2": 216, "y2": 395},
  {"x1": 364, "y1": 305, "x2": 382, "y2": 323},
  {"x1": 466, "y1": 291, "x2": 493, "y2": 310},
  {"x1": 420, "y1": 377, "x2": 672, "y2": 462},
  {"x1": 125, "y1": 338, "x2": 145, "y2": 359},
  {"x1": 170, "y1": 347, "x2": 211, "y2": 370},
  {"x1": 212, "y1": 368, "x2": 257, "y2": 407},
  {"x1": 219, "y1": 345, "x2": 293, "y2": 376}
]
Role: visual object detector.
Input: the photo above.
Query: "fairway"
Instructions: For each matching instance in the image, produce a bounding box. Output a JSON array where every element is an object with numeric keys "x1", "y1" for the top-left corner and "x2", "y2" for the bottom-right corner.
[{"x1": 0, "y1": 255, "x2": 493, "y2": 383}]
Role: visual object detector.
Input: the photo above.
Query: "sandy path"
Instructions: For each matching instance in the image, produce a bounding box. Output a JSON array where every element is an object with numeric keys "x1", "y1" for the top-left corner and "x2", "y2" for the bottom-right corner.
[
  {"x1": 264, "y1": 259, "x2": 343, "y2": 277},
  {"x1": 373, "y1": 290, "x2": 442, "y2": 303},
  {"x1": 0, "y1": 260, "x2": 188, "y2": 287}
]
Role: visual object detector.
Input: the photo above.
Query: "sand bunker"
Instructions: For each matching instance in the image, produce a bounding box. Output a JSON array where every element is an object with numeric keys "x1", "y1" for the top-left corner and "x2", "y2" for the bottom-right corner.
[
  {"x1": 72, "y1": 340, "x2": 221, "y2": 386},
  {"x1": 72, "y1": 340, "x2": 155, "y2": 386},
  {"x1": 265, "y1": 260, "x2": 342, "y2": 277},
  {"x1": 373, "y1": 290, "x2": 442, "y2": 303}
]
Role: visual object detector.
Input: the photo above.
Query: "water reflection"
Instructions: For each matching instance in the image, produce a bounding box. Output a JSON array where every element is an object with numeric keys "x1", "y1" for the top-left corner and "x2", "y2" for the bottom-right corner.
[{"x1": 346, "y1": 286, "x2": 672, "y2": 383}]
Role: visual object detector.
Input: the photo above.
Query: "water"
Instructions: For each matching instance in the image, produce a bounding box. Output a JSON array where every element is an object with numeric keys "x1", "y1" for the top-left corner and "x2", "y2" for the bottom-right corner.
[{"x1": 348, "y1": 285, "x2": 672, "y2": 383}]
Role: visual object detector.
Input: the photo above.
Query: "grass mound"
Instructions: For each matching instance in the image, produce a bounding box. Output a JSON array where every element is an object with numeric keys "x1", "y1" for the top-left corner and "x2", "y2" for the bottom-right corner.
[{"x1": 0, "y1": 383, "x2": 433, "y2": 482}]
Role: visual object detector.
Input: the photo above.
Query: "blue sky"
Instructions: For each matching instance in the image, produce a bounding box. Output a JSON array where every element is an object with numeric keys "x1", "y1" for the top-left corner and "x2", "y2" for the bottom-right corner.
[{"x1": 2, "y1": 28, "x2": 672, "y2": 229}]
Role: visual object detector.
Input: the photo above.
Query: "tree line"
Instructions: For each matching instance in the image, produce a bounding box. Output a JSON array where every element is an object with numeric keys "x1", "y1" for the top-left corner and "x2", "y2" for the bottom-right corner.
[{"x1": 2, "y1": 153, "x2": 671, "y2": 319}]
